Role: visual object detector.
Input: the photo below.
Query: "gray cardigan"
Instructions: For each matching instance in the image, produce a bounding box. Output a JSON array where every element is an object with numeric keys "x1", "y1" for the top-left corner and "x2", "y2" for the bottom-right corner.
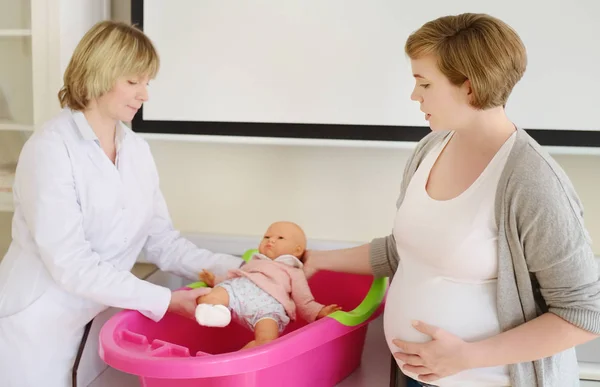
[{"x1": 370, "y1": 128, "x2": 600, "y2": 386}]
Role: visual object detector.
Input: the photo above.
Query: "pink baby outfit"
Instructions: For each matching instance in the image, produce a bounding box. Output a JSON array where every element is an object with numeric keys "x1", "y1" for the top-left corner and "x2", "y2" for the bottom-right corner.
[{"x1": 225, "y1": 253, "x2": 325, "y2": 322}]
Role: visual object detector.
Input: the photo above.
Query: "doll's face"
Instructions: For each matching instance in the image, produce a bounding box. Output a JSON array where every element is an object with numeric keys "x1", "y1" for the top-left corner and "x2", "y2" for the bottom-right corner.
[{"x1": 258, "y1": 222, "x2": 306, "y2": 259}]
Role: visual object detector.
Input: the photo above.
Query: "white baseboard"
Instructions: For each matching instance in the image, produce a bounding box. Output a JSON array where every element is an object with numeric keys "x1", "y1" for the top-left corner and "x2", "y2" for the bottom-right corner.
[{"x1": 580, "y1": 362, "x2": 600, "y2": 381}]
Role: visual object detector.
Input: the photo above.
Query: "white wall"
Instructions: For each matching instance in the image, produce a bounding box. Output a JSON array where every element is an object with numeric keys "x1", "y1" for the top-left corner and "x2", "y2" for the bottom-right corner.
[
  {"x1": 3, "y1": 133, "x2": 598, "y2": 258},
  {"x1": 144, "y1": 139, "x2": 600, "y2": 252},
  {"x1": 146, "y1": 139, "x2": 409, "y2": 242},
  {"x1": 58, "y1": 0, "x2": 110, "y2": 77}
]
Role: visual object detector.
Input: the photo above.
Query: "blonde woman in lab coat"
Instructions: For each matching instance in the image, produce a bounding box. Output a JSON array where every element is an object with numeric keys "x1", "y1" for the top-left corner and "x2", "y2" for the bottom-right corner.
[{"x1": 0, "y1": 21, "x2": 244, "y2": 387}]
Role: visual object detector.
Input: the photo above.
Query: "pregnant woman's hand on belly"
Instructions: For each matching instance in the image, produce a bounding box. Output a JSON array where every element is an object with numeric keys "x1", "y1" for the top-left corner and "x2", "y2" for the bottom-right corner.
[{"x1": 392, "y1": 320, "x2": 474, "y2": 384}]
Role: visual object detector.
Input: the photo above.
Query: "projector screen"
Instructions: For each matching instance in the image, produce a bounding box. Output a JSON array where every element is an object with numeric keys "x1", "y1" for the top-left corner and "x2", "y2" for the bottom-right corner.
[{"x1": 131, "y1": 0, "x2": 600, "y2": 147}]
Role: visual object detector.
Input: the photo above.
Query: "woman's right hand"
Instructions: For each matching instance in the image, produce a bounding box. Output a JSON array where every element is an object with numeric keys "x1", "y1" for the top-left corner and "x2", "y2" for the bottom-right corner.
[
  {"x1": 302, "y1": 249, "x2": 321, "y2": 279},
  {"x1": 167, "y1": 288, "x2": 211, "y2": 320}
]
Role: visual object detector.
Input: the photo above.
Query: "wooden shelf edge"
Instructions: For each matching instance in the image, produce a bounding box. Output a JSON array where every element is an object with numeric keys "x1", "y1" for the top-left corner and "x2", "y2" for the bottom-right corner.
[
  {"x1": 0, "y1": 122, "x2": 35, "y2": 132},
  {"x1": 0, "y1": 165, "x2": 15, "y2": 212},
  {"x1": 0, "y1": 193, "x2": 13, "y2": 213},
  {"x1": 0, "y1": 29, "x2": 32, "y2": 37}
]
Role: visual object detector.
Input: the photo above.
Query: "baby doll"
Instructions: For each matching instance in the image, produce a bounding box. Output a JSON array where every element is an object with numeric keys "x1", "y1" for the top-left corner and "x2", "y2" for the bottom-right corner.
[{"x1": 194, "y1": 221, "x2": 341, "y2": 349}]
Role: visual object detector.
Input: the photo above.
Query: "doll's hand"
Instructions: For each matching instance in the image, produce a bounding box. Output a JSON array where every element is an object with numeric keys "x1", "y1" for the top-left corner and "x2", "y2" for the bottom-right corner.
[
  {"x1": 199, "y1": 269, "x2": 216, "y2": 287},
  {"x1": 316, "y1": 304, "x2": 342, "y2": 319}
]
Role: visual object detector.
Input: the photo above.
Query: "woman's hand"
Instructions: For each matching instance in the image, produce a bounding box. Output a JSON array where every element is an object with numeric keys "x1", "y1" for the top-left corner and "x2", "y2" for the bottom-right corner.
[
  {"x1": 392, "y1": 321, "x2": 473, "y2": 383},
  {"x1": 167, "y1": 288, "x2": 212, "y2": 320},
  {"x1": 301, "y1": 249, "x2": 321, "y2": 279}
]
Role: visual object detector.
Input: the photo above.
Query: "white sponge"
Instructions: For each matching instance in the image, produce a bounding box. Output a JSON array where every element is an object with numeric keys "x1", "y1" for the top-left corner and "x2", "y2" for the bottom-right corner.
[{"x1": 195, "y1": 304, "x2": 231, "y2": 327}]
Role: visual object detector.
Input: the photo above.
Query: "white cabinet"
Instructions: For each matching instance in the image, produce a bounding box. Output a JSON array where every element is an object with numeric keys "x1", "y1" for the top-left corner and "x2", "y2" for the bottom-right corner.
[
  {"x1": 0, "y1": 0, "x2": 34, "y2": 212},
  {"x1": 0, "y1": 0, "x2": 110, "y2": 213},
  {"x1": 0, "y1": 165, "x2": 15, "y2": 212},
  {"x1": 0, "y1": 35, "x2": 33, "y2": 131}
]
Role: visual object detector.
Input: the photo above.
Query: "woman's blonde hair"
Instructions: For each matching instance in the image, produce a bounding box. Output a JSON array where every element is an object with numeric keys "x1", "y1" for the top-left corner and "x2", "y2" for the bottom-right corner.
[
  {"x1": 58, "y1": 20, "x2": 159, "y2": 110},
  {"x1": 405, "y1": 13, "x2": 527, "y2": 109}
]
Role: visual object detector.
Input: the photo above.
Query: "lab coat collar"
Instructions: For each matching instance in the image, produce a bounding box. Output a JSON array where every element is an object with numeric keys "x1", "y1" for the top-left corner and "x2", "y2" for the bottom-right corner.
[
  {"x1": 69, "y1": 108, "x2": 128, "y2": 149},
  {"x1": 252, "y1": 253, "x2": 304, "y2": 269},
  {"x1": 115, "y1": 122, "x2": 127, "y2": 153},
  {"x1": 70, "y1": 109, "x2": 96, "y2": 141}
]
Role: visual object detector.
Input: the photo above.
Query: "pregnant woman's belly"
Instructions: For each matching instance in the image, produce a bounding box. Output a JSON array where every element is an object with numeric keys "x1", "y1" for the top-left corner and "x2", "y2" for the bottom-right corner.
[{"x1": 383, "y1": 260, "x2": 510, "y2": 387}]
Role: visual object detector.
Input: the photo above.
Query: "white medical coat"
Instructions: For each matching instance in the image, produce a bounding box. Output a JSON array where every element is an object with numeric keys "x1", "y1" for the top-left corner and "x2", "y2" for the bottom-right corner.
[{"x1": 0, "y1": 108, "x2": 243, "y2": 386}]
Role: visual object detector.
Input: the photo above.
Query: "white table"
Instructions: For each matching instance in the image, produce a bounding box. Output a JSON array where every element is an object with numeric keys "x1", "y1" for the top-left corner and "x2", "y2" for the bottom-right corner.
[{"x1": 80, "y1": 264, "x2": 600, "y2": 387}]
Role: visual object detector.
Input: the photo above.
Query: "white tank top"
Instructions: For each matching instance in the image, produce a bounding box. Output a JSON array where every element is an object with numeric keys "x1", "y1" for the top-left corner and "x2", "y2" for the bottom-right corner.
[{"x1": 384, "y1": 131, "x2": 516, "y2": 387}]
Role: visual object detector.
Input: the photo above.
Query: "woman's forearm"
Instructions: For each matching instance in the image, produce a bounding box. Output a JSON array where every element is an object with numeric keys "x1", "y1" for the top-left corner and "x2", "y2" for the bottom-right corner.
[
  {"x1": 468, "y1": 313, "x2": 599, "y2": 369},
  {"x1": 313, "y1": 243, "x2": 373, "y2": 275}
]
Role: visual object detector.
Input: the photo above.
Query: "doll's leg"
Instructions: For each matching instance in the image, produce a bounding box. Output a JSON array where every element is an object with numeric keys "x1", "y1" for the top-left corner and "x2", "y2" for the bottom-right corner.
[
  {"x1": 196, "y1": 286, "x2": 230, "y2": 306},
  {"x1": 195, "y1": 286, "x2": 232, "y2": 327},
  {"x1": 242, "y1": 319, "x2": 280, "y2": 350}
]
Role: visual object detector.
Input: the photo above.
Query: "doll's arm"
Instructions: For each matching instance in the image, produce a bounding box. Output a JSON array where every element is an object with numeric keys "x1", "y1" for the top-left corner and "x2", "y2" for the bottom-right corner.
[
  {"x1": 198, "y1": 269, "x2": 228, "y2": 287},
  {"x1": 289, "y1": 270, "x2": 329, "y2": 323},
  {"x1": 316, "y1": 304, "x2": 342, "y2": 319}
]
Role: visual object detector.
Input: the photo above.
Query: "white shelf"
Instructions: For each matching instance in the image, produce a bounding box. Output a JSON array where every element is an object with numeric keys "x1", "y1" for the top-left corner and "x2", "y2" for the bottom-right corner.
[
  {"x1": 0, "y1": 29, "x2": 32, "y2": 37},
  {"x1": 0, "y1": 192, "x2": 12, "y2": 212},
  {"x1": 0, "y1": 121, "x2": 34, "y2": 132},
  {"x1": 0, "y1": 166, "x2": 15, "y2": 212}
]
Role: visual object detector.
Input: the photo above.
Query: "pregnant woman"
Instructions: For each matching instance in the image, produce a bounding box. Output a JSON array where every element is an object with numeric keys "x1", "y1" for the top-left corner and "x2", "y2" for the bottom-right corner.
[{"x1": 303, "y1": 12, "x2": 600, "y2": 387}]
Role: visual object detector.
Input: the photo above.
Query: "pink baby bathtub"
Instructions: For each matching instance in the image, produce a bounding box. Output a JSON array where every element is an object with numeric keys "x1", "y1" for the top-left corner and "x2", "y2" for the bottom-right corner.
[{"x1": 99, "y1": 254, "x2": 387, "y2": 387}]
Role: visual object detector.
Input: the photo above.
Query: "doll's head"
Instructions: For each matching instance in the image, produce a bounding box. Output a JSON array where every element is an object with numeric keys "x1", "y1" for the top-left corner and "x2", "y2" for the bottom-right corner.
[{"x1": 258, "y1": 221, "x2": 307, "y2": 260}]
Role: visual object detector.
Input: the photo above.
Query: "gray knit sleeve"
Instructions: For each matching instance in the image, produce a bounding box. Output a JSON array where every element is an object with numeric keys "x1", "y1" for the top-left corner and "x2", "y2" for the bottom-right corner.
[
  {"x1": 513, "y1": 147, "x2": 600, "y2": 334},
  {"x1": 369, "y1": 235, "x2": 399, "y2": 278}
]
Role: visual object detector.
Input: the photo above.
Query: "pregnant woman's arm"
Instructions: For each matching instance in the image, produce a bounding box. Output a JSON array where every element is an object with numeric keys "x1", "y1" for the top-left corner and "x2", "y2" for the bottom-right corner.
[
  {"x1": 470, "y1": 313, "x2": 597, "y2": 367},
  {"x1": 467, "y1": 164, "x2": 600, "y2": 368},
  {"x1": 303, "y1": 243, "x2": 378, "y2": 277},
  {"x1": 393, "y1": 314, "x2": 598, "y2": 383}
]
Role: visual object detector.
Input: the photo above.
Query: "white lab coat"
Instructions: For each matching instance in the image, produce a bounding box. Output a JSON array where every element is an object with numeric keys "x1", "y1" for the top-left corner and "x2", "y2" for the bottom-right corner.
[{"x1": 0, "y1": 108, "x2": 243, "y2": 387}]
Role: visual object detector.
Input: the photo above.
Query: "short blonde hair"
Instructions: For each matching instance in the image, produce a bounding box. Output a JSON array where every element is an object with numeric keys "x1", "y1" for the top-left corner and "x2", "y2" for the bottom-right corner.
[
  {"x1": 405, "y1": 13, "x2": 527, "y2": 109},
  {"x1": 58, "y1": 20, "x2": 159, "y2": 110}
]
